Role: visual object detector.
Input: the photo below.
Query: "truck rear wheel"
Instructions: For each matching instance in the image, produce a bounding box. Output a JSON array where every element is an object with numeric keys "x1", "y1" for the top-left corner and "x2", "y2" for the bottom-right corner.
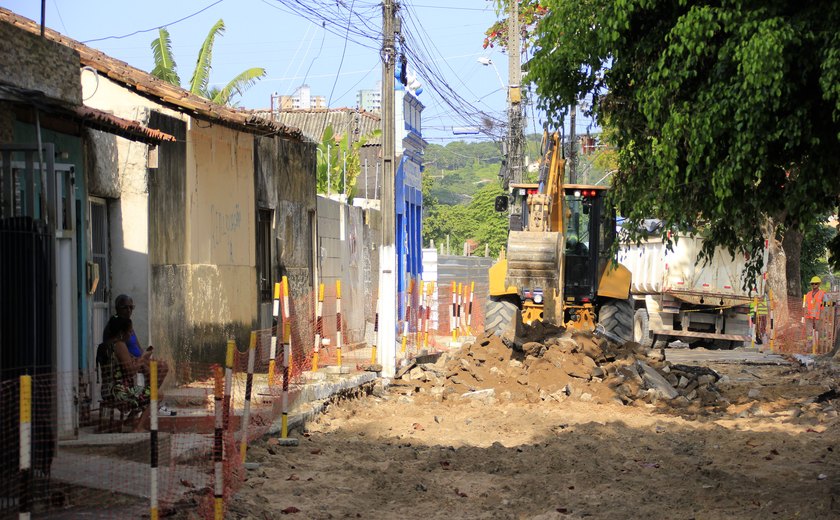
[
  {"x1": 633, "y1": 308, "x2": 652, "y2": 347},
  {"x1": 484, "y1": 297, "x2": 518, "y2": 337},
  {"x1": 599, "y1": 298, "x2": 634, "y2": 345}
]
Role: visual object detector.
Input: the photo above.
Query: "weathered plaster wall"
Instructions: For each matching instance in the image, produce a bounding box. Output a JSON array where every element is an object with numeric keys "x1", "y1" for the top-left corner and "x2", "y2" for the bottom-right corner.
[
  {"x1": 254, "y1": 135, "x2": 317, "y2": 361},
  {"x1": 84, "y1": 76, "x2": 259, "y2": 370},
  {"x1": 0, "y1": 22, "x2": 81, "y2": 104},
  {"x1": 180, "y1": 122, "x2": 257, "y2": 365},
  {"x1": 82, "y1": 75, "x2": 182, "y2": 352}
]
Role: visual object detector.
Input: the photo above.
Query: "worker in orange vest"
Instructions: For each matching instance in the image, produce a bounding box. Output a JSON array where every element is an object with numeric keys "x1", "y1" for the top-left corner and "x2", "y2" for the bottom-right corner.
[{"x1": 803, "y1": 276, "x2": 828, "y2": 341}]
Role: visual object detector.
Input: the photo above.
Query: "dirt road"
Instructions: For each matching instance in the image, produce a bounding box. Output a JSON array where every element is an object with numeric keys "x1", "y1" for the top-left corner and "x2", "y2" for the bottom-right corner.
[{"x1": 223, "y1": 334, "x2": 840, "y2": 520}]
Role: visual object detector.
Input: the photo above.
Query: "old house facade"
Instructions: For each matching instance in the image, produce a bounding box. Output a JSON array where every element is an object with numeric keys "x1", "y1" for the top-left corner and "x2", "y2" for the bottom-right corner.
[{"x1": 0, "y1": 9, "x2": 317, "y2": 431}]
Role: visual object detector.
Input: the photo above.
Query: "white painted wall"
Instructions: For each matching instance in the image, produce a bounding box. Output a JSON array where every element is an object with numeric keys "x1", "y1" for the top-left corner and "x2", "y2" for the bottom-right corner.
[{"x1": 82, "y1": 73, "x2": 184, "y2": 346}]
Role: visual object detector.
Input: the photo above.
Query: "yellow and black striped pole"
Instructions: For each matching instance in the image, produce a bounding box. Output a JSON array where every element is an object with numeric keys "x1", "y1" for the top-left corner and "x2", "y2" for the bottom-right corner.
[
  {"x1": 336, "y1": 280, "x2": 343, "y2": 368},
  {"x1": 268, "y1": 282, "x2": 281, "y2": 387},
  {"x1": 149, "y1": 361, "x2": 159, "y2": 520},
  {"x1": 19, "y1": 374, "x2": 31, "y2": 520},
  {"x1": 223, "y1": 339, "x2": 235, "y2": 432},
  {"x1": 450, "y1": 281, "x2": 457, "y2": 343},
  {"x1": 313, "y1": 283, "x2": 324, "y2": 371},
  {"x1": 281, "y1": 276, "x2": 292, "y2": 439},
  {"x1": 371, "y1": 299, "x2": 379, "y2": 365},
  {"x1": 768, "y1": 288, "x2": 775, "y2": 352},
  {"x1": 213, "y1": 365, "x2": 224, "y2": 520},
  {"x1": 240, "y1": 331, "x2": 256, "y2": 462}
]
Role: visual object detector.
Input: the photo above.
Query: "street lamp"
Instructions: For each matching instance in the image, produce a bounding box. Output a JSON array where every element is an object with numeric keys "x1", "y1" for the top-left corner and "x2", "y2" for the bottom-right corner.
[{"x1": 477, "y1": 57, "x2": 506, "y2": 91}]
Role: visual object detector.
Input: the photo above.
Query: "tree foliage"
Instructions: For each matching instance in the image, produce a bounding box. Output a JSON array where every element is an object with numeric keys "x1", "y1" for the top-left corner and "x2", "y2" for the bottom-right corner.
[
  {"x1": 423, "y1": 181, "x2": 509, "y2": 257},
  {"x1": 800, "y1": 220, "x2": 838, "y2": 288},
  {"x1": 527, "y1": 0, "x2": 840, "y2": 285},
  {"x1": 316, "y1": 125, "x2": 380, "y2": 199},
  {"x1": 150, "y1": 19, "x2": 266, "y2": 106}
]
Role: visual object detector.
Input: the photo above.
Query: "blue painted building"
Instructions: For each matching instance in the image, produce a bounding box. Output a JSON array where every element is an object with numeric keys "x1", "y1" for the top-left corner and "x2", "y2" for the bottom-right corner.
[{"x1": 395, "y1": 87, "x2": 426, "y2": 319}]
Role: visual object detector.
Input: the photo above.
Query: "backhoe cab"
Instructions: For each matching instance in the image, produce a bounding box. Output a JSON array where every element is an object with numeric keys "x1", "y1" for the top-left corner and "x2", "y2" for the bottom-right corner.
[{"x1": 486, "y1": 132, "x2": 633, "y2": 345}]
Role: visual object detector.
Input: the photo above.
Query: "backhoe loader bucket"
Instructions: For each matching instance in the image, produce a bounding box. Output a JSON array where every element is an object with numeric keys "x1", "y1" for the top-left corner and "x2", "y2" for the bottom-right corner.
[{"x1": 505, "y1": 230, "x2": 564, "y2": 324}]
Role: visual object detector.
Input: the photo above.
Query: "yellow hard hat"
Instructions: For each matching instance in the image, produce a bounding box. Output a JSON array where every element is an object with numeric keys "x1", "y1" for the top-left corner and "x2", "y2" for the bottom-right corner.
[{"x1": 810, "y1": 276, "x2": 822, "y2": 284}]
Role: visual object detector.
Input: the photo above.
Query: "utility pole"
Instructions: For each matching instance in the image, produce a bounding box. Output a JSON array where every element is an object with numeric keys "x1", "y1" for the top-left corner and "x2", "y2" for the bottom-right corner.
[
  {"x1": 377, "y1": 0, "x2": 398, "y2": 378},
  {"x1": 569, "y1": 103, "x2": 577, "y2": 184},
  {"x1": 506, "y1": 0, "x2": 524, "y2": 187}
]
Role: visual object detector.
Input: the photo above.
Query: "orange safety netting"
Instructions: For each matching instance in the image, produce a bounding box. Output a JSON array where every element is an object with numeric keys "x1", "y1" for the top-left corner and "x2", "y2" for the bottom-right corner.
[
  {"x1": 0, "y1": 276, "x2": 497, "y2": 518},
  {"x1": 766, "y1": 294, "x2": 838, "y2": 356}
]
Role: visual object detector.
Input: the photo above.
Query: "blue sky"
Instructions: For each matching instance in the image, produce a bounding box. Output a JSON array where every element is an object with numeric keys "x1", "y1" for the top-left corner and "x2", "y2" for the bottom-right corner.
[{"x1": 2, "y1": 0, "x2": 520, "y2": 143}]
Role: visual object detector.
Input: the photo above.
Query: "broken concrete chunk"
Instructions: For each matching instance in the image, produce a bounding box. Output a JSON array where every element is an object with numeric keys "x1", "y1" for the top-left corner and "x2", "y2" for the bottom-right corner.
[
  {"x1": 637, "y1": 361, "x2": 679, "y2": 400},
  {"x1": 461, "y1": 388, "x2": 495, "y2": 400}
]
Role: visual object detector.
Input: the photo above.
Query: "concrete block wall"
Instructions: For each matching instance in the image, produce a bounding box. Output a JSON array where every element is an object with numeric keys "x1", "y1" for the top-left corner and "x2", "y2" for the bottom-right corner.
[{"x1": 317, "y1": 196, "x2": 380, "y2": 346}]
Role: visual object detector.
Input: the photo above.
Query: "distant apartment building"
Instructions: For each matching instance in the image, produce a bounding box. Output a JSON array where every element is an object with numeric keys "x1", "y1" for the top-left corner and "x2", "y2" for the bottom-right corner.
[
  {"x1": 277, "y1": 84, "x2": 326, "y2": 110},
  {"x1": 356, "y1": 82, "x2": 382, "y2": 112}
]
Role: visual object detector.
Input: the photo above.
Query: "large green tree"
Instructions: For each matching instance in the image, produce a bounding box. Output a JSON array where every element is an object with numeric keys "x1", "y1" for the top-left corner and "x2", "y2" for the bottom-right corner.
[
  {"x1": 150, "y1": 20, "x2": 265, "y2": 106},
  {"x1": 525, "y1": 1, "x2": 840, "y2": 309}
]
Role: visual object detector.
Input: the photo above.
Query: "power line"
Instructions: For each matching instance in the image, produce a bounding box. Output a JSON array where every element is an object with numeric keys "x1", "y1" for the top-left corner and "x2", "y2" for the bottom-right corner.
[
  {"x1": 328, "y1": 0, "x2": 356, "y2": 107},
  {"x1": 409, "y1": 4, "x2": 492, "y2": 11},
  {"x1": 82, "y1": 0, "x2": 225, "y2": 43}
]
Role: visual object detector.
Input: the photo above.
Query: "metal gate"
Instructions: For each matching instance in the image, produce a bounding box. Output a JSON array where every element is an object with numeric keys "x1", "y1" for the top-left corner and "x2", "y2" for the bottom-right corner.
[{"x1": 0, "y1": 143, "x2": 58, "y2": 509}]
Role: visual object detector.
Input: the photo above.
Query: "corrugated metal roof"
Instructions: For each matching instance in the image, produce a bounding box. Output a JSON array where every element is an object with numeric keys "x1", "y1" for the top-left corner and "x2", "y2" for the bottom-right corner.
[
  {"x1": 0, "y1": 8, "x2": 302, "y2": 140},
  {"x1": 251, "y1": 108, "x2": 380, "y2": 145},
  {"x1": 0, "y1": 82, "x2": 175, "y2": 144}
]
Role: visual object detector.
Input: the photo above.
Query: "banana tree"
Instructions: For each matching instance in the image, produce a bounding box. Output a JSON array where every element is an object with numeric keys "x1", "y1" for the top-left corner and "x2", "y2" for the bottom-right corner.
[
  {"x1": 317, "y1": 125, "x2": 381, "y2": 199},
  {"x1": 150, "y1": 19, "x2": 265, "y2": 106}
]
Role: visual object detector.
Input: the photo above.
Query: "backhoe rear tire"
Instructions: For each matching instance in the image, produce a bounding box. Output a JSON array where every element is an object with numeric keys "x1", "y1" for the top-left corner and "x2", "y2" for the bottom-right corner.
[
  {"x1": 484, "y1": 298, "x2": 518, "y2": 337},
  {"x1": 599, "y1": 298, "x2": 634, "y2": 345}
]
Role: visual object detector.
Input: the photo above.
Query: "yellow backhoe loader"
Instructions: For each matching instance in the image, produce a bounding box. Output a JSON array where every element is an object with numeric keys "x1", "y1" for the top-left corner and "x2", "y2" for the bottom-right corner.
[{"x1": 486, "y1": 131, "x2": 634, "y2": 345}]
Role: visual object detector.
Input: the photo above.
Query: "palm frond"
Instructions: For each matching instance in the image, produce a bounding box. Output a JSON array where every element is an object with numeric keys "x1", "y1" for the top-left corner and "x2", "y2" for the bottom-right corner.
[
  {"x1": 189, "y1": 18, "x2": 225, "y2": 97},
  {"x1": 150, "y1": 27, "x2": 180, "y2": 86},
  {"x1": 211, "y1": 67, "x2": 266, "y2": 105}
]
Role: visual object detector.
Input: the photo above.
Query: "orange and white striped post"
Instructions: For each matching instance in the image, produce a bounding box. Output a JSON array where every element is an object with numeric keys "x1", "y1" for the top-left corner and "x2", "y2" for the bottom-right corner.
[
  {"x1": 19, "y1": 375, "x2": 32, "y2": 520},
  {"x1": 336, "y1": 280, "x2": 343, "y2": 368},
  {"x1": 313, "y1": 283, "x2": 324, "y2": 371},
  {"x1": 149, "y1": 361, "x2": 159, "y2": 520},
  {"x1": 240, "y1": 331, "x2": 257, "y2": 462},
  {"x1": 268, "y1": 282, "x2": 281, "y2": 387},
  {"x1": 417, "y1": 280, "x2": 425, "y2": 348},
  {"x1": 466, "y1": 281, "x2": 475, "y2": 334},
  {"x1": 280, "y1": 276, "x2": 293, "y2": 440},
  {"x1": 424, "y1": 281, "x2": 434, "y2": 349}
]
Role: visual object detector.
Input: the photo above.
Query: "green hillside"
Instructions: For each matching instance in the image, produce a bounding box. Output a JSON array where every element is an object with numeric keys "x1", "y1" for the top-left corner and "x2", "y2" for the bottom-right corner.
[{"x1": 421, "y1": 134, "x2": 615, "y2": 256}]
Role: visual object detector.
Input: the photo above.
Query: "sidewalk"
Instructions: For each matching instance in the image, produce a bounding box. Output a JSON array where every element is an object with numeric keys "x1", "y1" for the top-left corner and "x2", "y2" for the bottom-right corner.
[{"x1": 51, "y1": 367, "x2": 378, "y2": 507}]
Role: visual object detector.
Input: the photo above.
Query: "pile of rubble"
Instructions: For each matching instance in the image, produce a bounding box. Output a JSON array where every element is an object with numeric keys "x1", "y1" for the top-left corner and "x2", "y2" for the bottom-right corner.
[{"x1": 396, "y1": 327, "x2": 727, "y2": 409}]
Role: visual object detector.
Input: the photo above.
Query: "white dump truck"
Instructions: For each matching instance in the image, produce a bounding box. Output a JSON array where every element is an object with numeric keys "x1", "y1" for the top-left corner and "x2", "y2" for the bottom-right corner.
[{"x1": 620, "y1": 230, "x2": 767, "y2": 348}]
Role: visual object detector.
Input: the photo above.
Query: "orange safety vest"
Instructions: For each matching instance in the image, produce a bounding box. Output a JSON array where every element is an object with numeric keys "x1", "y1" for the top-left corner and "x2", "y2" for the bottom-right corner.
[{"x1": 803, "y1": 289, "x2": 826, "y2": 319}]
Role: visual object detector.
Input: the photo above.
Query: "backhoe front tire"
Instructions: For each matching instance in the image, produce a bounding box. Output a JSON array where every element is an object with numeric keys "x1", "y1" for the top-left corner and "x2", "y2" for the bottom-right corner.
[
  {"x1": 633, "y1": 308, "x2": 652, "y2": 347},
  {"x1": 599, "y1": 298, "x2": 634, "y2": 345},
  {"x1": 484, "y1": 298, "x2": 518, "y2": 337}
]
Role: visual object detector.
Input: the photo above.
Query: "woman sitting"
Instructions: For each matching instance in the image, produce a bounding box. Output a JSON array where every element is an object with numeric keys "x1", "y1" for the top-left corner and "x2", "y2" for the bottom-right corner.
[{"x1": 97, "y1": 316, "x2": 151, "y2": 431}]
